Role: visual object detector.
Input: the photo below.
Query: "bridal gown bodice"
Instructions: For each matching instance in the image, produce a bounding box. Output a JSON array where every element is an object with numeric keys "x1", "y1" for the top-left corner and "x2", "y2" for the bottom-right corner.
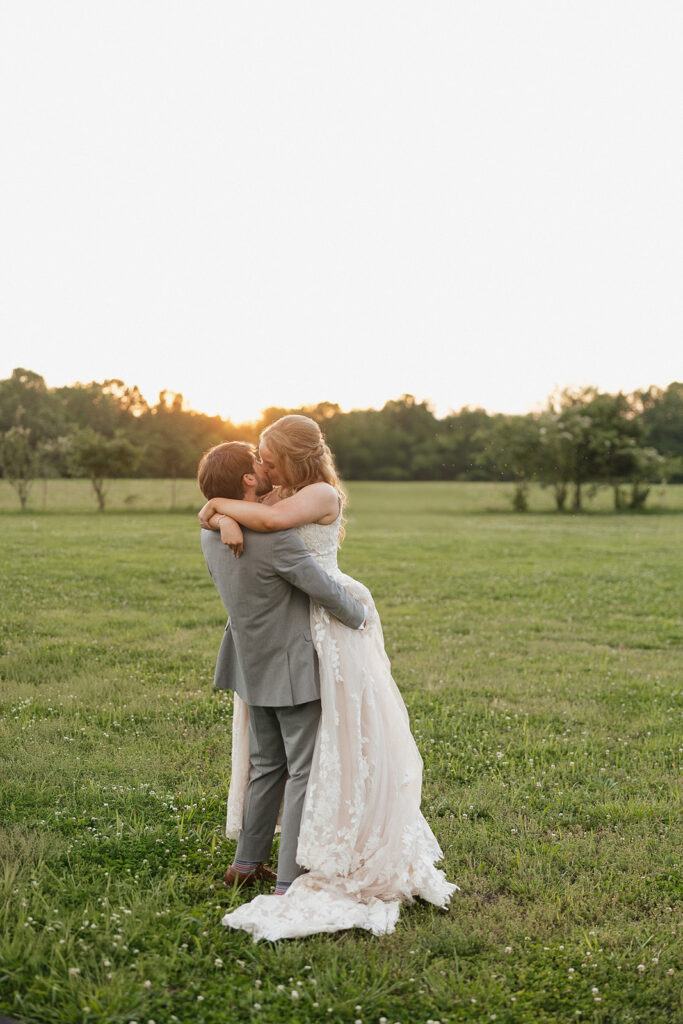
[
  {"x1": 295, "y1": 517, "x2": 341, "y2": 574},
  {"x1": 222, "y1": 513, "x2": 457, "y2": 941}
]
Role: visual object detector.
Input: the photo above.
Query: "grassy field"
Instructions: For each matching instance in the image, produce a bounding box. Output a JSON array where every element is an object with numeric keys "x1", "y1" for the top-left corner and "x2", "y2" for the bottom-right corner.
[
  {"x1": 0, "y1": 482, "x2": 681, "y2": 1024},
  {"x1": 2, "y1": 476, "x2": 683, "y2": 515}
]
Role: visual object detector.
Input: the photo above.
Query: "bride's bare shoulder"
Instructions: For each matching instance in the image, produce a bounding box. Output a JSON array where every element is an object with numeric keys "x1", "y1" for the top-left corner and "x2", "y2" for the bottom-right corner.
[
  {"x1": 300, "y1": 481, "x2": 341, "y2": 507},
  {"x1": 299, "y1": 481, "x2": 338, "y2": 497},
  {"x1": 287, "y1": 482, "x2": 341, "y2": 523}
]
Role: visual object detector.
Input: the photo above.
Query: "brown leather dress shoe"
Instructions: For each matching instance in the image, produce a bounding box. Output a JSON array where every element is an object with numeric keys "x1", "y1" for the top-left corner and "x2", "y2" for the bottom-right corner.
[{"x1": 223, "y1": 863, "x2": 277, "y2": 887}]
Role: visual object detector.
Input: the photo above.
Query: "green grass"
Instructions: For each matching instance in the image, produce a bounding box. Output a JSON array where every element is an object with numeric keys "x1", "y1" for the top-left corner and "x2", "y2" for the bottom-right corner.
[
  {"x1": 1, "y1": 482, "x2": 681, "y2": 1024},
  {"x1": 2, "y1": 477, "x2": 683, "y2": 515}
]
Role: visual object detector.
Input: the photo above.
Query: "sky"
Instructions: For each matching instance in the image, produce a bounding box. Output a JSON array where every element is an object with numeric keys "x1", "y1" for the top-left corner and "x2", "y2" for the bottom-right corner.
[{"x1": 1, "y1": 1, "x2": 681, "y2": 424}]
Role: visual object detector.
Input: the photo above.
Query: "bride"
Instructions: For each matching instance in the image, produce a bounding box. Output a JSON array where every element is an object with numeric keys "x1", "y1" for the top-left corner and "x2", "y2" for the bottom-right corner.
[{"x1": 199, "y1": 414, "x2": 457, "y2": 940}]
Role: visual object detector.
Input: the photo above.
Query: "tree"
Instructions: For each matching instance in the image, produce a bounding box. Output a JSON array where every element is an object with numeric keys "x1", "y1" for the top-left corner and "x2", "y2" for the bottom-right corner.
[
  {"x1": 435, "y1": 408, "x2": 494, "y2": 480},
  {"x1": 0, "y1": 368, "x2": 67, "y2": 442},
  {"x1": 36, "y1": 435, "x2": 74, "y2": 508},
  {"x1": 543, "y1": 388, "x2": 625, "y2": 511},
  {"x1": 325, "y1": 410, "x2": 381, "y2": 478},
  {"x1": 56, "y1": 380, "x2": 124, "y2": 436},
  {"x1": 537, "y1": 411, "x2": 577, "y2": 510},
  {"x1": 135, "y1": 390, "x2": 247, "y2": 482},
  {"x1": 69, "y1": 429, "x2": 140, "y2": 510},
  {"x1": 485, "y1": 414, "x2": 541, "y2": 511},
  {"x1": 327, "y1": 396, "x2": 439, "y2": 480},
  {"x1": 547, "y1": 389, "x2": 602, "y2": 511},
  {"x1": 610, "y1": 443, "x2": 664, "y2": 510},
  {"x1": 635, "y1": 383, "x2": 683, "y2": 478},
  {"x1": 539, "y1": 388, "x2": 663, "y2": 511},
  {"x1": 0, "y1": 425, "x2": 38, "y2": 509}
]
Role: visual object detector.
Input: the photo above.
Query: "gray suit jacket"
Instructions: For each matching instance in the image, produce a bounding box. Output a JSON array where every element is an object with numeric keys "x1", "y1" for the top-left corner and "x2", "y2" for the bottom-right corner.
[{"x1": 201, "y1": 526, "x2": 364, "y2": 707}]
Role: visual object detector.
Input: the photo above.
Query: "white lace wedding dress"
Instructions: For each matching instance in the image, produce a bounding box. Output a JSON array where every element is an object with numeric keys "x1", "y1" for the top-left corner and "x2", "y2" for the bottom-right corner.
[{"x1": 221, "y1": 513, "x2": 457, "y2": 941}]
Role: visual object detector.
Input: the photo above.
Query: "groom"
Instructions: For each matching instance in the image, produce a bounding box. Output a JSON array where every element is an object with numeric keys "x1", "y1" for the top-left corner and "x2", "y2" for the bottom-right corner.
[{"x1": 198, "y1": 441, "x2": 365, "y2": 894}]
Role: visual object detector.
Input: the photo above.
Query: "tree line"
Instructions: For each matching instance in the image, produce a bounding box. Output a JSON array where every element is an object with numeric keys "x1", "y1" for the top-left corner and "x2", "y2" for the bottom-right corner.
[{"x1": 1, "y1": 367, "x2": 681, "y2": 511}]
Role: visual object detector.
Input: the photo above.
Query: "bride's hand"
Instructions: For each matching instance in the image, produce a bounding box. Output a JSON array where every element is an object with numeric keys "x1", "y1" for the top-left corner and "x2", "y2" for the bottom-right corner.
[
  {"x1": 218, "y1": 515, "x2": 244, "y2": 557},
  {"x1": 198, "y1": 500, "x2": 218, "y2": 529}
]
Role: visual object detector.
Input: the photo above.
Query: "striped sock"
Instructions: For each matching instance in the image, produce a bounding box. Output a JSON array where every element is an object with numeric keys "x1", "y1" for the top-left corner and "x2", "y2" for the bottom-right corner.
[
  {"x1": 274, "y1": 881, "x2": 291, "y2": 895},
  {"x1": 232, "y1": 859, "x2": 259, "y2": 874}
]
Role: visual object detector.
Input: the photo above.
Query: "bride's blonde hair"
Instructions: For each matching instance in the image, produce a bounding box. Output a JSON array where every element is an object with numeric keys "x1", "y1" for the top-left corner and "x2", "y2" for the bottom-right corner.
[{"x1": 260, "y1": 414, "x2": 347, "y2": 538}]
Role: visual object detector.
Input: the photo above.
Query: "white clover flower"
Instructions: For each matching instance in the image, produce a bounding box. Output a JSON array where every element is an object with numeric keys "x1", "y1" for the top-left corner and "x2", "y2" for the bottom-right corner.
[
  {"x1": 291, "y1": 991, "x2": 298, "y2": 1000},
  {"x1": 592, "y1": 987, "x2": 599, "y2": 995},
  {"x1": 504, "y1": 946, "x2": 512, "y2": 953},
  {"x1": 214, "y1": 958, "x2": 223, "y2": 967},
  {"x1": 253, "y1": 1004, "x2": 261, "y2": 1011},
  {"x1": 143, "y1": 980, "x2": 152, "y2": 989},
  {"x1": 68, "y1": 967, "x2": 80, "y2": 976}
]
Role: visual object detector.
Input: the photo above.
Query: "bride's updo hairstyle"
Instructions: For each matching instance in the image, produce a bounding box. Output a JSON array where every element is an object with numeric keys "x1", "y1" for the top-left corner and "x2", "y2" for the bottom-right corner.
[{"x1": 260, "y1": 415, "x2": 347, "y2": 535}]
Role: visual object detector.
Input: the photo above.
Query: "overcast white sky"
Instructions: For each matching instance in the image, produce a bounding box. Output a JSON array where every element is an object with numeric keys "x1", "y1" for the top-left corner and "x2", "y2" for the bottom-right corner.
[{"x1": 1, "y1": 2, "x2": 681, "y2": 423}]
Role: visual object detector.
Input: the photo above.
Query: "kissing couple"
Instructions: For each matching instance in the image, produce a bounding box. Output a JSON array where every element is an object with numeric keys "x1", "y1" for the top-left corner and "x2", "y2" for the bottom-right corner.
[{"x1": 198, "y1": 414, "x2": 457, "y2": 941}]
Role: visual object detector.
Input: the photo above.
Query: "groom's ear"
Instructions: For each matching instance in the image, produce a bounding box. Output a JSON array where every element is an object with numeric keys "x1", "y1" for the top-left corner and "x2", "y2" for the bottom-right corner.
[{"x1": 242, "y1": 472, "x2": 256, "y2": 489}]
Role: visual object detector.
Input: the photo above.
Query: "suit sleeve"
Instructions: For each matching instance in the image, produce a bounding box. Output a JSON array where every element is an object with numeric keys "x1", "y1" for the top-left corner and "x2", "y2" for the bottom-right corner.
[{"x1": 271, "y1": 532, "x2": 365, "y2": 629}]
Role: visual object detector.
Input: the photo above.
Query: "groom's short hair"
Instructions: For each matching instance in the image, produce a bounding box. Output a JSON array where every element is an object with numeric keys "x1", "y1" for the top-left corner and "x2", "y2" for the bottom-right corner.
[{"x1": 197, "y1": 441, "x2": 254, "y2": 500}]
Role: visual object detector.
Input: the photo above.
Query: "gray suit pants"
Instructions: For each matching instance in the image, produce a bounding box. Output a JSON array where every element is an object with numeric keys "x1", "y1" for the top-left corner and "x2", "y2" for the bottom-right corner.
[{"x1": 235, "y1": 699, "x2": 321, "y2": 885}]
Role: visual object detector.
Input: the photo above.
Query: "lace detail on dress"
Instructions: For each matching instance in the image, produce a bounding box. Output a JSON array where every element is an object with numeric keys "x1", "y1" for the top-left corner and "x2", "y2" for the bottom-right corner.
[
  {"x1": 295, "y1": 509, "x2": 342, "y2": 575},
  {"x1": 222, "y1": 512, "x2": 458, "y2": 940}
]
